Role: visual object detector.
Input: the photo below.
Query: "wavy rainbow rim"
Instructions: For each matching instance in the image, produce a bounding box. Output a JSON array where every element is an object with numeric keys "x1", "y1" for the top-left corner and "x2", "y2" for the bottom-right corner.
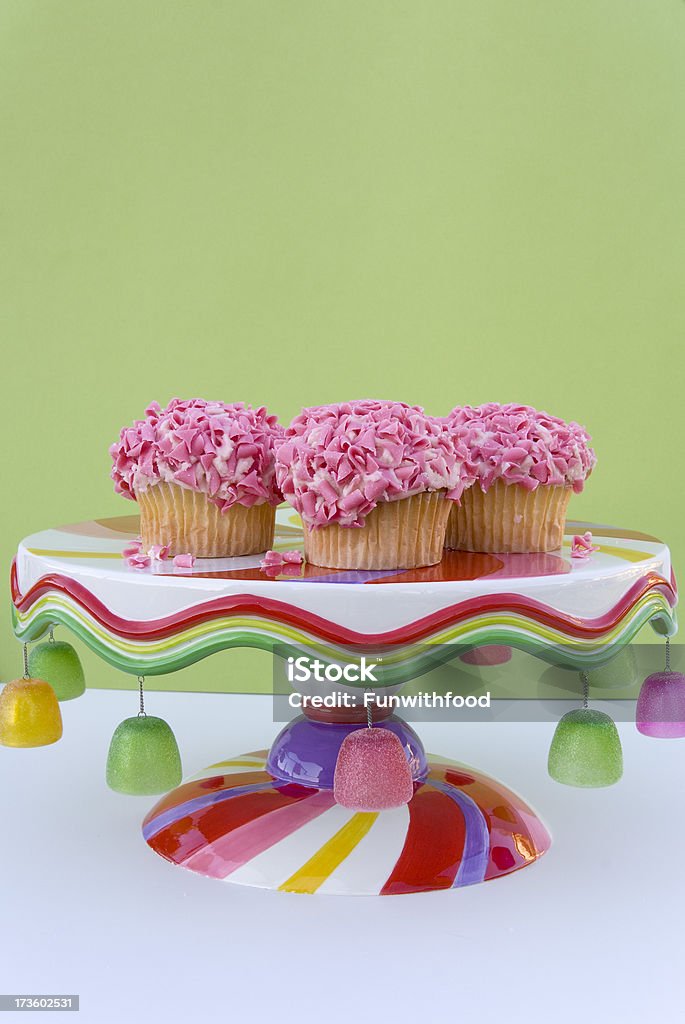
[{"x1": 10, "y1": 560, "x2": 678, "y2": 679}]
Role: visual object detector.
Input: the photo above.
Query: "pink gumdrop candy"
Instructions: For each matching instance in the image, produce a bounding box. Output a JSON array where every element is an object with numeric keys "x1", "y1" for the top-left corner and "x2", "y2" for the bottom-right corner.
[
  {"x1": 333, "y1": 728, "x2": 414, "y2": 811},
  {"x1": 636, "y1": 671, "x2": 685, "y2": 738},
  {"x1": 460, "y1": 645, "x2": 512, "y2": 666}
]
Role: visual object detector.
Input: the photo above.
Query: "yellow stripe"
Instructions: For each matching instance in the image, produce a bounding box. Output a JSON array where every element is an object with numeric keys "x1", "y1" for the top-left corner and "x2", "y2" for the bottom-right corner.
[
  {"x1": 279, "y1": 812, "x2": 378, "y2": 894},
  {"x1": 561, "y1": 544, "x2": 651, "y2": 569},
  {"x1": 560, "y1": 543, "x2": 654, "y2": 564},
  {"x1": 595, "y1": 545, "x2": 654, "y2": 564}
]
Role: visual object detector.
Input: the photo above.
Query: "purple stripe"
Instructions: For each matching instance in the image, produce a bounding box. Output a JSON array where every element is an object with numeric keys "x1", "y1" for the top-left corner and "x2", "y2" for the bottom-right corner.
[
  {"x1": 142, "y1": 780, "x2": 283, "y2": 841},
  {"x1": 428, "y1": 779, "x2": 490, "y2": 887},
  {"x1": 288, "y1": 569, "x2": 405, "y2": 584}
]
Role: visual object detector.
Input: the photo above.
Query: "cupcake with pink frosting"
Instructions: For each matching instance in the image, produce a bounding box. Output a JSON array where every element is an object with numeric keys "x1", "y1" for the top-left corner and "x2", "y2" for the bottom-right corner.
[
  {"x1": 444, "y1": 403, "x2": 596, "y2": 553},
  {"x1": 275, "y1": 400, "x2": 472, "y2": 569},
  {"x1": 110, "y1": 398, "x2": 283, "y2": 557}
]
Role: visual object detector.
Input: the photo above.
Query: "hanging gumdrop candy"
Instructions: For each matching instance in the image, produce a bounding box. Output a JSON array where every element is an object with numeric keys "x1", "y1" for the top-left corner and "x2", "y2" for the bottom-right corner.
[
  {"x1": 333, "y1": 692, "x2": 413, "y2": 811},
  {"x1": 28, "y1": 629, "x2": 86, "y2": 701},
  {"x1": 460, "y1": 645, "x2": 512, "y2": 666},
  {"x1": 0, "y1": 645, "x2": 63, "y2": 748},
  {"x1": 106, "y1": 677, "x2": 182, "y2": 795},
  {"x1": 636, "y1": 638, "x2": 685, "y2": 738},
  {"x1": 548, "y1": 673, "x2": 623, "y2": 788}
]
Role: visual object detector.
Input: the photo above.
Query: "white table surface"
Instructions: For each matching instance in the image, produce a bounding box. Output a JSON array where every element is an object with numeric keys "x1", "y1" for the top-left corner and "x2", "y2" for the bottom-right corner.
[{"x1": 1, "y1": 689, "x2": 682, "y2": 1023}]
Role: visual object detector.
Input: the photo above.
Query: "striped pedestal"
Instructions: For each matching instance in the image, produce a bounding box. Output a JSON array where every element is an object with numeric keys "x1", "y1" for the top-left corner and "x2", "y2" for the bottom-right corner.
[{"x1": 142, "y1": 750, "x2": 550, "y2": 895}]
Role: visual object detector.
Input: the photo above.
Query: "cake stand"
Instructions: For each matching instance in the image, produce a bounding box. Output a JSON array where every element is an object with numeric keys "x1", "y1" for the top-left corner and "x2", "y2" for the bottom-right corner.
[{"x1": 11, "y1": 510, "x2": 678, "y2": 895}]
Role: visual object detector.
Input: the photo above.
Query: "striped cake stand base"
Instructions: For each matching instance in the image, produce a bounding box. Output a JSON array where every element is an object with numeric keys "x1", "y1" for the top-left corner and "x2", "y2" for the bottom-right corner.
[
  {"x1": 13, "y1": 510, "x2": 675, "y2": 894},
  {"x1": 142, "y1": 749, "x2": 551, "y2": 896}
]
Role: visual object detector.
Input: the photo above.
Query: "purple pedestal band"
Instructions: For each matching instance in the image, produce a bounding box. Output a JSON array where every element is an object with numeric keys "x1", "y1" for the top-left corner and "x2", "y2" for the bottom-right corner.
[{"x1": 266, "y1": 714, "x2": 428, "y2": 789}]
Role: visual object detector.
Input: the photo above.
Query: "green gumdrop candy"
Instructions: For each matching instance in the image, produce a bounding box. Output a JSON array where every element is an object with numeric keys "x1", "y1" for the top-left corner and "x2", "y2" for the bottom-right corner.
[
  {"x1": 586, "y1": 645, "x2": 639, "y2": 691},
  {"x1": 28, "y1": 641, "x2": 86, "y2": 701},
  {"x1": 106, "y1": 716, "x2": 182, "y2": 795},
  {"x1": 548, "y1": 709, "x2": 623, "y2": 788}
]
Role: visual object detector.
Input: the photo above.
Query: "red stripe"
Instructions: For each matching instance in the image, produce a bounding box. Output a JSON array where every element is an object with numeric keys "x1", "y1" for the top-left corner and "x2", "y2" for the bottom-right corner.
[
  {"x1": 381, "y1": 783, "x2": 466, "y2": 895},
  {"x1": 142, "y1": 770, "x2": 272, "y2": 825},
  {"x1": 10, "y1": 559, "x2": 677, "y2": 646},
  {"x1": 431, "y1": 766, "x2": 551, "y2": 878},
  {"x1": 147, "y1": 785, "x2": 310, "y2": 864},
  {"x1": 186, "y1": 791, "x2": 337, "y2": 879}
]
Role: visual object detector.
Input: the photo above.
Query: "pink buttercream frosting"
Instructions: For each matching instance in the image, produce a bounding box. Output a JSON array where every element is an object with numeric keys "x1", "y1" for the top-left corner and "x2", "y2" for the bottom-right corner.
[
  {"x1": 446, "y1": 403, "x2": 596, "y2": 494},
  {"x1": 110, "y1": 398, "x2": 283, "y2": 512},
  {"x1": 275, "y1": 400, "x2": 472, "y2": 529}
]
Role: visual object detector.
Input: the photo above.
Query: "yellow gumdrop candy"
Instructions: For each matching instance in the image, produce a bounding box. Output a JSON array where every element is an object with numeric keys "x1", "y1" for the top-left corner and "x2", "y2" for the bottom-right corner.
[{"x1": 0, "y1": 678, "x2": 63, "y2": 747}]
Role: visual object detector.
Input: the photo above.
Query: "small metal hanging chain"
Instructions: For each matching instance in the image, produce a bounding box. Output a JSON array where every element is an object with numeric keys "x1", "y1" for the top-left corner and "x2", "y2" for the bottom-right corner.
[
  {"x1": 665, "y1": 636, "x2": 671, "y2": 674},
  {"x1": 365, "y1": 655, "x2": 384, "y2": 728},
  {"x1": 581, "y1": 671, "x2": 590, "y2": 710},
  {"x1": 365, "y1": 687, "x2": 373, "y2": 729},
  {"x1": 137, "y1": 676, "x2": 147, "y2": 718},
  {"x1": 22, "y1": 644, "x2": 30, "y2": 679},
  {"x1": 48, "y1": 627, "x2": 55, "y2": 644}
]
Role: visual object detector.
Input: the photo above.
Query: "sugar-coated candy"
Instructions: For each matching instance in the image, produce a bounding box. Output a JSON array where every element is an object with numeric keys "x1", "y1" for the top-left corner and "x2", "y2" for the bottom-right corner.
[
  {"x1": 106, "y1": 715, "x2": 182, "y2": 795},
  {"x1": 28, "y1": 641, "x2": 85, "y2": 701},
  {"x1": 334, "y1": 728, "x2": 414, "y2": 810},
  {"x1": 548, "y1": 709, "x2": 623, "y2": 787},
  {"x1": 0, "y1": 678, "x2": 63, "y2": 747},
  {"x1": 636, "y1": 671, "x2": 685, "y2": 738}
]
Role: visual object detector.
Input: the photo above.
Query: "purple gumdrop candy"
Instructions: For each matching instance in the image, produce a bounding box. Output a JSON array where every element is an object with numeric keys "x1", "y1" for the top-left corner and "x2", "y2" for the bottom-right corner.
[
  {"x1": 636, "y1": 671, "x2": 685, "y2": 738},
  {"x1": 333, "y1": 728, "x2": 414, "y2": 811}
]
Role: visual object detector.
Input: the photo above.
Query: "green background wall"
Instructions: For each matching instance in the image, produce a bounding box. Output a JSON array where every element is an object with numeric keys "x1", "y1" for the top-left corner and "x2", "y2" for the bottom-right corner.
[{"x1": 1, "y1": 1, "x2": 683, "y2": 692}]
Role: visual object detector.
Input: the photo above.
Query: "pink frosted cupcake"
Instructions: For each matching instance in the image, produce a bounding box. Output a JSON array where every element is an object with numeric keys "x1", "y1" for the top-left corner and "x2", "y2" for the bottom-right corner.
[
  {"x1": 110, "y1": 398, "x2": 283, "y2": 557},
  {"x1": 276, "y1": 400, "x2": 471, "y2": 569},
  {"x1": 444, "y1": 403, "x2": 596, "y2": 553}
]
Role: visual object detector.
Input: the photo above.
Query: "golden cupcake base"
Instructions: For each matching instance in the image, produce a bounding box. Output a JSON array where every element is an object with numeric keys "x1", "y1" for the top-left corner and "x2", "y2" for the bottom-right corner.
[
  {"x1": 138, "y1": 482, "x2": 275, "y2": 557},
  {"x1": 304, "y1": 491, "x2": 450, "y2": 570},
  {"x1": 445, "y1": 481, "x2": 572, "y2": 553}
]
